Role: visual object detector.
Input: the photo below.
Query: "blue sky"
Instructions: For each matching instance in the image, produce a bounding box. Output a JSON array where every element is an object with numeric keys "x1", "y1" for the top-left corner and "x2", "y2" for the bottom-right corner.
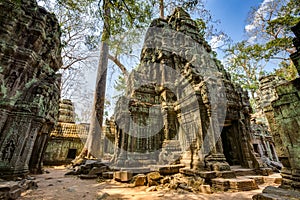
[{"x1": 206, "y1": 0, "x2": 263, "y2": 42}]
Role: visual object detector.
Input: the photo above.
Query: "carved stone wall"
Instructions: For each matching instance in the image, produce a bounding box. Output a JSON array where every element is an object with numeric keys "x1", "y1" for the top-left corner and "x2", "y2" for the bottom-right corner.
[
  {"x1": 250, "y1": 120, "x2": 281, "y2": 169},
  {"x1": 43, "y1": 100, "x2": 88, "y2": 165},
  {"x1": 0, "y1": 0, "x2": 62, "y2": 178},
  {"x1": 254, "y1": 23, "x2": 300, "y2": 198},
  {"x1": 112, "y1": 8, "x2": 259, "y2": 171}
]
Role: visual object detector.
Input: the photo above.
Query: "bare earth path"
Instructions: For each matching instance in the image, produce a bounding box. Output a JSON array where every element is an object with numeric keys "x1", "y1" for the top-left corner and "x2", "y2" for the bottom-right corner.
[{"x1": 20, "y1": 167, "x2": 274, "y2": 200}]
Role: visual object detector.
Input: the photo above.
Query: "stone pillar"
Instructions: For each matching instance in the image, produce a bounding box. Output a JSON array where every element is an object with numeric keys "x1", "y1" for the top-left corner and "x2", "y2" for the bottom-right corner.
[{"x1": 29, "y1": 124, "x2": 52, "y2": 174}]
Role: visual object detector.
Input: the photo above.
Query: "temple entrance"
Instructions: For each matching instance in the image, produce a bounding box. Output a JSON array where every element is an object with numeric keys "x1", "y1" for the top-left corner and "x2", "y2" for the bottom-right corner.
[
  {"x1": 67, "y1": 149, "x2": 77, "y2": 159},
  {"x1": 221, "y1": 124, "x2": 242, "y2": 166}
]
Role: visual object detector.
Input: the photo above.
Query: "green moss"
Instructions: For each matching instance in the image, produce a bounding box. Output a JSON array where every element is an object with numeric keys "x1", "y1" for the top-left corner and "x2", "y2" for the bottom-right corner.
[
  {"x1": 25, "y1": 78, "x2": 38, "y2": 88},
  {"x1": 1, "y1": 85, "x2": 7, "y2": 98}
]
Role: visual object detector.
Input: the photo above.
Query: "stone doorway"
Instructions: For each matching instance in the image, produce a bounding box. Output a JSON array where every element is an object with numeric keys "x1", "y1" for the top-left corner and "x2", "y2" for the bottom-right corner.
[
  {"x1": 67, "y1": 149, "x2": 77, "y2": 159},
  {"x1": 221, "y1": 124, "x2": 242, "y2": 166}
]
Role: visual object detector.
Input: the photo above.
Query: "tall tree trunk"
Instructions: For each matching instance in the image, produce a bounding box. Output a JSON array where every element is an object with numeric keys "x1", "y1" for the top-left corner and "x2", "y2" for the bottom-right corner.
[
  {"x1": 76, "y1": 0, "x2": 110, "y2": 160},
  {"x1": 159, "y1": 0, "x2": 164, "y2": 19}
]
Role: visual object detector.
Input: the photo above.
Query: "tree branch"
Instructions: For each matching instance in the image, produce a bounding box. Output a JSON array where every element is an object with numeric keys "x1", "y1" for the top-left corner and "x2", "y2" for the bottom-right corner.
[{"x1": 108, "y1": 54, "x2": 128, "y2": 76}]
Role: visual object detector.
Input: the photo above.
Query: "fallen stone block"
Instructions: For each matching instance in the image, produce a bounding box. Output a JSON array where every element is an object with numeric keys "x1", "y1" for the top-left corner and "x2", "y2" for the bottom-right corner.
[
  {"x1": 253, "y1": 186, "x2": 300, "y2": 200},
  {"x1": 97, "y1": 192, "x2": 110, "y2": 200},
  {"x1": 102, "y1": 172, "x2": 114, "y2": 179},
  {"x1": 9, "y1": 188, "x2": 22, "y2": 200},
  {"x1": 78, "y1": 174, "x2": 98, "y2": 179},
  {"x1": 88, "y1": 166, "x2": 108, "y2": 176},
  {"x1": 146, "y1": 186, "x2": 157, "y2": 192},
  {"x1": 178, "y1": 183, "x2": 193, "y2": 192},
  {"x1": 199, "y1": 185, "x2": 212, "y2": 194},
  {"x1": 114, "y1": 171, "x2": 133, "y2": 182},
  {"x1": 160, "y1": 177, "x2": 170, "y2": 184},
  {"x1": 148, "y1": 179, "x2": 159, "y2": 187},
  {"x1": 132, "y1": 174, "x2": 147, "y2": 186},
  {"x1": 147, "y1": 172, "x2": 161, "y2": 181},
  {"x1": 114, "y1": 172, "x2": 121, "y2": 181},
  {"x1": 151, "y1": 164, "x2": 185, "y2": 175}
]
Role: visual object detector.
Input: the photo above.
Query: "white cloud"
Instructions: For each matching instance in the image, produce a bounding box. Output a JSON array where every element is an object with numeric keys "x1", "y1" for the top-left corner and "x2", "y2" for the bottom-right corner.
[
  {"x1": 209, "y1": 34, "x2": 226, "y2": 50},
  {"x1": 245, "y1": 24, "x2": 255, "y2": 32},
  {"x1": 247, "y1": 36, "x2": 257, "y2": 44},
  {"x1": 244, "y1": 0, "x2": 276, "y2": 33}
]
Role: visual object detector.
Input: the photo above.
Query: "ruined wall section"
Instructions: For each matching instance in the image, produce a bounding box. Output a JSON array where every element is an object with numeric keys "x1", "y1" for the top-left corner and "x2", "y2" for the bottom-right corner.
[
  {"x1": 258, "y1": 22, "x2": 300, "y2": 190},
  {"x1": 0, "y1": 0, "x2": 62, "y2": 177}
]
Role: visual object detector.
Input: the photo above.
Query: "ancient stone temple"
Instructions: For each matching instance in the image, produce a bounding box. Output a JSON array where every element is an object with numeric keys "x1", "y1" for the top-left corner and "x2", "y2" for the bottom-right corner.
[
  {"x1": 43, "y1": 100, "x2": 88, "y2": 165},
  {"x1": 0, "y1": 0, "x2": 62, "y2": 177},
  {"x1": 253, "y1": 22, "x2": 300, "y2": 199},
  {"x1": 111, "y1": 8, "x2": 261, "y2": 172}
]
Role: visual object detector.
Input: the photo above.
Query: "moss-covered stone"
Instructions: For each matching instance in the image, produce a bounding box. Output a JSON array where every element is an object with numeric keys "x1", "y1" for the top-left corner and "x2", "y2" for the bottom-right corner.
[{"x1": 0, "y1": 0, "x2": 62, "y2": 178}]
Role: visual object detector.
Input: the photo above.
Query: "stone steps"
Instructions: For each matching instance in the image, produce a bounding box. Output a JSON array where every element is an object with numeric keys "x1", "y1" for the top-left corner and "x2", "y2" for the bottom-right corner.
[
  {"x1": 246, "y1": 173, "x2": 282, "y2": 185},
  {"x1": 231, "y1": 167, "x2": 257, "y2": 176},
  {"x1": 212, "y1": 177, "x2": 258, "y2": 192}
]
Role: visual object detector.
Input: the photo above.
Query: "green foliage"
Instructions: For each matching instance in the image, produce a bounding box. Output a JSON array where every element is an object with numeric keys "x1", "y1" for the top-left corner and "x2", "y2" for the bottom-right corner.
[
  {"x1": 225, "y1": 0, "x2": 300, "y2": 103},
  {"x1": 275, "y1": 61, "x2": 298, "y2": 81},
  {"x1": 113, "y1": 75, "x2": 126, "y2": 96},
  {"x1": 194, "y1": 18, "x2": 206, "y2": 38}
]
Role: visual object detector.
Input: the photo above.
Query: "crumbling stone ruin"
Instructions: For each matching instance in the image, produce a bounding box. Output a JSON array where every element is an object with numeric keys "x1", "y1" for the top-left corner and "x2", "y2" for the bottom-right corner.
[
  {"x1": 0, "y1": 0, "x2": 62, "y2": 178},
  {"x1": 110, "y1": 8, "x2": 263, "y2": 172},
  {"x1": 60, "y1": 7, "x2": 285, "y2": 196},
  {"x1": 250, "y1": 120, "x2": 281, "y2": 170},
  {"x1": 43, "y1": 99, "x2": 88, "y2": 165},
  {"x1": 253, "y1": 21, "x2": 300, "y2": 199}
]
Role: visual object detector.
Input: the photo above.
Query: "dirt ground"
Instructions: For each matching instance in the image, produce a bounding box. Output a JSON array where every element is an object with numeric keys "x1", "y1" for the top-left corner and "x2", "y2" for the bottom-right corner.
[{"x1": 19, "y1": 167, "x2": 277, "y2": 200}]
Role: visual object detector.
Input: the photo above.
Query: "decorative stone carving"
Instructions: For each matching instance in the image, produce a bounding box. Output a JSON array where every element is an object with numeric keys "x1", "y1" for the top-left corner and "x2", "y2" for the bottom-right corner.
[
  {"x1": 111, "y1": 8, "x2": 260, "y2": 172},
  {"x1": 0, "y1": 0, "x2": 62, "y2": 178}
]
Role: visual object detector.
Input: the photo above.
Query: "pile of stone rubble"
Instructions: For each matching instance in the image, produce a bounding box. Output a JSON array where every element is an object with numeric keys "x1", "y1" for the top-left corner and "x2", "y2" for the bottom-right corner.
[
  {"x1": 65, "y1": 159, "x2": 282, "y2": 195},
  {"x1": 0, "y1": 176, "x2": 37, "y2": 200}
]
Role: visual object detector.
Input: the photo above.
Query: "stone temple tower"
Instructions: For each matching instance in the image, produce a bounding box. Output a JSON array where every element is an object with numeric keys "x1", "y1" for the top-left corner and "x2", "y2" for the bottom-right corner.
[{"x1": 111, "y1": 8, "x2": 260, "y2": 172}]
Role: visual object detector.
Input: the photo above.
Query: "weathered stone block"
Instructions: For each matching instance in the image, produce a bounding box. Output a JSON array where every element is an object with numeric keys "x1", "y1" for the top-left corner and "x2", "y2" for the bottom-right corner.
[
  {"x1": 146, "y1": 186, "x2": 157, "y2": 192},
  {"x1": 132, "y1": 174, "x2": 146, "y2": 186},
  {"x1": 114, "y1": 171, "x2": 133, "y2": 182},
  {"x1": 228, "y1": 178, "x2": 258, "y2": 192},
  {"x1": 198, "y1": 171, "x2": 217, "y2": 179},
  {"x1": 253, "y1": 186, "x2": 300, "y2": 200},
  {"x1": 102, "y1": 172, "x2": 114, "y2": 179},
  {"x1": 78, "y1": 174, "x2": 97, "y2": 179},
  {"x1": 88, "y1": 166, "x2": 108, "y2": 176},
  {"x1": 211, "y1": 178, "x2": 230, "y2": 191},
  {"x1": 9, "y1": 188, "x2": 22, "y2": 200},
  {"x1": 152, "y1": 164, "x2": 185, "y2": 175},
  {"x1": 147, "y1": 172, "x2": 161, "y2": 181},
  {"x1": 113, "y1": 171, "x2": 121, "y2": 181},
  {"x1": 246, "y1": 176, "x2": 265, "y2": 185},
  {"x1": 216, "y1": 171, "x2": 236, "y2": 179},
  {"x1": 199, "y1": 185, "x2": 212, "y2": 194}
]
